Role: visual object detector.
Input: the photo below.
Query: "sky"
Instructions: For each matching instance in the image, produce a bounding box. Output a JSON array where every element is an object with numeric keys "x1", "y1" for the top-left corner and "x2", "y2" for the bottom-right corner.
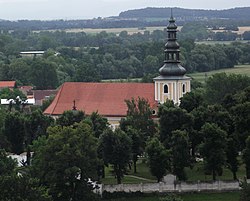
[{"x1": 0, "y1": 0, "x2": 250, "y2": 20}]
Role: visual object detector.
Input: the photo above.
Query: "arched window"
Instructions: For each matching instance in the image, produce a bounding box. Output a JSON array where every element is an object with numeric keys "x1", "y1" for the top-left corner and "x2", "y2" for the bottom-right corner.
[
  {"x1": 182, "y1": 84, "x2": 186, "y2": 93},
  {"x1": 164, "y1": 84, "x2": 169, "y2": 94}
]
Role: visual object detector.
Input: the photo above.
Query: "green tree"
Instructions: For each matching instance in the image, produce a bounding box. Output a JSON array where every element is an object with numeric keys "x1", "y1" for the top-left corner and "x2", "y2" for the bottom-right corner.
[
  {"x1": 120, "y1": 97, "x2": 157, "y2": 172},
  {"x1": 179, "y1": 89, "x2": 204, "y2": 112},
  {"x1": 0, "y1": 149, "x2": 17, "y2": 175},
  {"x1": 159, "y1": 101, "x2": 193, "y2": 148},
  {"x1": 0, "y1": 149, "x2": 52, "y2": 201},
  {"x1": 121, "y1": 97, "x2": 157, "y2": 141},
  {"x1": 126, "y1": 127, "x2": 144, "y2": 173},
  {"x1": 146, "y1": 137, "x2": 170, "y2": 182},
  {"x1": 30, "y1": 58, "x2": 58, "y2": 90},
  {"x1": 56, "y1": 110, "x2": 85, "y2": 127},
  {"x1": 0, "y1": 175, "x2": 52, "y2": 201},
  {"x1": 31, "y1": 122, "x2": 99, "y2": 201},
  {"x1": 88, "y1": 111, "x2": 109, "y2": 138},
  {"x1": 205, "y1": 73, "x2": 250, "y2": 104},
  {"x1": 3, "y1": 112, "x2": 25, "y2": 154},
  {"x1": 170, "y1": 130, "x2": 190, "y2": 181},
  {"x1": 200, "y1": 123, "x2": 227, "y2": 180},
  {"x1": 0, "y1": 88, "x2": 25, "y2": 99},
  {"x1": 25, "y1": 109, "x2": 54, "y2": 143},
  {"x1": 226, "y1": 137, "x2": 239, "y2": 180},
  {"x1": 239, "y1": 180, "x2": 250, "y2": 201},
  {"x1": 99, "y1": 128, "x2": 132, "y2": 184},
  {"x1": 8, "y1": 58, "x2": 31, "y2": 85},
  {"x1": 232, "y1": 102, "x2": 250, "y2": 150},
  {"x1": 243, "y1": 136, "x2": 250, "y2": 179}
]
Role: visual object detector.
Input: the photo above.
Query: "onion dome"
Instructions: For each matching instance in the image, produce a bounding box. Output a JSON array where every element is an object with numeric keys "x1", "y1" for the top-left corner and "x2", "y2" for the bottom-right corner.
[{"x1": 159, "y1": 10, "x2": 187, "y2": 76}]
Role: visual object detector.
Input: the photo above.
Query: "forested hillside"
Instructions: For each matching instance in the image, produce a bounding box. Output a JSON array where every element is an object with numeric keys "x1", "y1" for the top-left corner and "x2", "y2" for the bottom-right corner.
[
  {"x1": 119, "y1": 7, "x2": 250, "y2": 20},
  {"x1": 0, "y1": 7, "x2": 250, "y2": 31}
]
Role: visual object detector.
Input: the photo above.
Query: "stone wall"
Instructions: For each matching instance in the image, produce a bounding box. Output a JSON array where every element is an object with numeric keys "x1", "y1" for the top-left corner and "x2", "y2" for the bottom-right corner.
[{"x1": 97, "y1": 180, "x2": 246, "y2": 195}]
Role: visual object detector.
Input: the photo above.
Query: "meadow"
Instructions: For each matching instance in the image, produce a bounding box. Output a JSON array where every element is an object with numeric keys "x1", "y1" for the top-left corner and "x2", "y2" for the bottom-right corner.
[
  {"x1": 36, "y1": 26, "x2": 250, "y2": 36},
  {"x1": 101, "y1": 157, "x2": 246, "y2": 185},
  {"x1": 188, "y1": 65, "x2": 250, "y2": 83}
]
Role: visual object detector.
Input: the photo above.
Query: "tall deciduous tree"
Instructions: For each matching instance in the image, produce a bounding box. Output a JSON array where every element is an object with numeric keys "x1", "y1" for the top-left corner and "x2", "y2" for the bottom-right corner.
[
  {"x1": 0, "y1": 149, "x2": 52, "y2": 201},
  {"x1": 25, "y1": 109, "x2": 54, "y2": 144},
  {"x1": 170, "y1": 130, "x2": 190, "y2": 181},
  {"x1": 31, "y1": 122, "x2": 99, "y2": 201},
  {"x1": 121, "y1": 97, "x2": 157, "y2": 141},
  {"x1": 120, "y1": 97, "x2": 157, "y2": 172},
  {"x1": 226, "y1": 137, "x2": 239, "y2": 180},
  {"x1": 4, "y1": 112, "x2": 25, "y2": 154},
  {"x1": 146, "y1": 137, "x2": 170, "y2": 182},
  {"x1": 232, "y1": 102, "x2": 250, "y2": 150},
  {"x1": 243, "y1": 136, "x2": 250, "y2": 179},
  {"x1": 88, "y1": 111, "x2": 109, "y2": 138},
  {"x1": 200, "y1": 123, "x2": 227, "y2": 180},
  {"x1": 0, "y1": 149, "x2": 17, "y2": 175},
  {"x1": 179, "y1": 89, "x2": 204, "y2": 112},
  {"x1": 126, "y1": 127, "x2": 144, "y2": 173},
  {"x1": 159, "y1": 101, "x2": 193, "y2": 148},
  {"x1": 56, "y1": 110, "x2": 85, "y2": 127},
  {"x1": 30, "y1": 58, "x2": 58, "y2": 90},
  {"x1": 205, "y1": 73, "x2": 250, "y2": 104},
  {"x1": 99, "y1": 128, "x2": 132, "y2": 184},
  {"x1": 0, "y1": 175, "x2": 52, "y2": 201}
]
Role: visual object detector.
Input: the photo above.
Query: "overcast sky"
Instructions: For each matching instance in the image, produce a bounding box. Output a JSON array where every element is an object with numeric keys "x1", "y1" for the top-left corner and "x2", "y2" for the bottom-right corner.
[{"x1": 0, "y1": 0, "x2": 249, "y2": 20}]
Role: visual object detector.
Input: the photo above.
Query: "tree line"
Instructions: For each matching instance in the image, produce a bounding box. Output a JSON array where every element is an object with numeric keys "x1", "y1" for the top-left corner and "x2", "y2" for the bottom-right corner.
[
  {"x1": 1, "y1": 72, "x2": 250, "y2": 200},
  {"x1": 0, "y1": 29, "x2": 250, "y2": 89}
]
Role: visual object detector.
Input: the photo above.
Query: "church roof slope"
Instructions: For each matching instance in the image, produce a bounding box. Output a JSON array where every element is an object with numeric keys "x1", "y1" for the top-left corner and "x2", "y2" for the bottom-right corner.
[{"x1": 44, "y1": 82, "x2": 156, "y2": 117}]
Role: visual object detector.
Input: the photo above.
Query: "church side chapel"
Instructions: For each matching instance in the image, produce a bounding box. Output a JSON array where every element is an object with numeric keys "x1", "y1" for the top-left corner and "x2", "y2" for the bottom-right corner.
[{"x1": 44, "y1": 14, "x2": 191, "y2": 127}]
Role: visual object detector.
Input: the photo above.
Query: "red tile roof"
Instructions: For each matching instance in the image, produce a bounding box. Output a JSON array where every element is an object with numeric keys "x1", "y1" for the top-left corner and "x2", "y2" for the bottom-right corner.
[
  {"x1": 32, "y1": 90, "x2": 58, "y2": 101},
  {"x1": 0, "y1": 81, "x2": 16, "y2": 88},
  {"x1": 44, "y1": 82, "x2": 156, "y2": 117}
]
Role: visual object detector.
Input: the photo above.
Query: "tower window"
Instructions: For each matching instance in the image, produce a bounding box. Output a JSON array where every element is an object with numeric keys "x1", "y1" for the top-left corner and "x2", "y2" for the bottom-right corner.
[
  {"x1": 164, "y1": 84, "x2": 169, "y2": 94},
  {"x1": 182, "y1": 84, "x2": 186, "y2": 93}
]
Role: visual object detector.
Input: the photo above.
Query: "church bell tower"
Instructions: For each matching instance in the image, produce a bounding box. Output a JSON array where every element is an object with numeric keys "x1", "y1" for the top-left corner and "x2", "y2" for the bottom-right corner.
[{"x1": 154, "y1": 11, "x2": 191, "y2": 105}]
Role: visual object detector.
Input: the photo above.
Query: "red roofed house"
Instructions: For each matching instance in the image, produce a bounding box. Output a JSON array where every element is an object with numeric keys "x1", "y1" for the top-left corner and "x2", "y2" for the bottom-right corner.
[
  {"x1": 44, "y1": 16, "x2": 191, "y2": 127},
  {"x1": 0, "y1": 81, "x2": 16, "y2": 89}
]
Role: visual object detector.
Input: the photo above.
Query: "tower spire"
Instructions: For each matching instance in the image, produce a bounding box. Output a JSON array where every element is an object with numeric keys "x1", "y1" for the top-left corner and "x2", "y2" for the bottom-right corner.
[{"x1": 158, "y1": 9, "x2": 186, "y2": 76}]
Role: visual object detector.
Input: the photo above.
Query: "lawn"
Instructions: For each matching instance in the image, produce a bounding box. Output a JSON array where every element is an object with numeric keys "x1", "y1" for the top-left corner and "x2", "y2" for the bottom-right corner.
[
  {"x1": 105, "y1": 191, "x2": 240, "y2": 201},
  {"x1": 101, "y1": 158, "x2": 246, "y2": 185},
  {"x1": 188, "y1": 65, "x2": 250, "y2": 83}
]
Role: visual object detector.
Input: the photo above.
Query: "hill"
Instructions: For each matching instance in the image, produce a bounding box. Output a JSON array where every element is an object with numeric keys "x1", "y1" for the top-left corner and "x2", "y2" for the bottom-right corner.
[
  {"x1": 119, "y1": 7, "x2": 250, "y2": 21},
  {"x1": 1, "y1": 7, "x2": 250, "y2": 31}
]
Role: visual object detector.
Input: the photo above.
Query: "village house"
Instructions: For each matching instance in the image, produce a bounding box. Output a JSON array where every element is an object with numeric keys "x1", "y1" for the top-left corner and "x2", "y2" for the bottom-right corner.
[{"x1": 0, "y1": 81, "x2": 16, "y2": 89}]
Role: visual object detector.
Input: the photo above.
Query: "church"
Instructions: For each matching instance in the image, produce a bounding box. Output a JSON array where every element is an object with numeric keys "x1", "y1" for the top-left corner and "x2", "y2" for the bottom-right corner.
[{"x1": 44, "y1": 15, "x2": 191, "y2": 128}]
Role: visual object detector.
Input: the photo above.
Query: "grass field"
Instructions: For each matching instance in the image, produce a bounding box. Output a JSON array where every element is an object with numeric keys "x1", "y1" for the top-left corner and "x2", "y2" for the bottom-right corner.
[
  {"x1": 188, "y1": 65, "x2": 250, "y2": 83},
  {"x1": 211, "y1": 26, "x2": 250, "y2": 35},
  {"x1": 106, "y1": 191, "x2": 240, "y2": 201},
  {"x1": 35, "y1": 26, "x2": 250, "y2": 36},
  {"x1": 101, "y1": 158, "x2": 246, "y2": 185},
  {"x1": 34, "y1": 26, "x2": 167, "y2": 35}
]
